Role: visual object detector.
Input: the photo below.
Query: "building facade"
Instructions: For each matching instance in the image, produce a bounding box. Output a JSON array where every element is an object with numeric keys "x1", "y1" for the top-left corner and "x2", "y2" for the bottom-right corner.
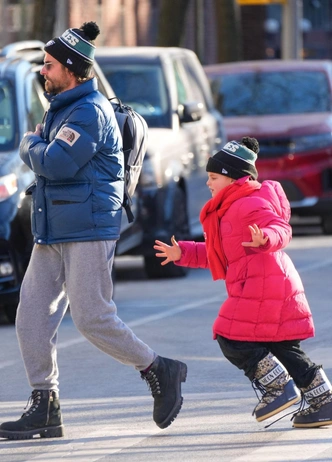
[{"x1": 0, "y1": 0, "x2": 331, "y2": 64}]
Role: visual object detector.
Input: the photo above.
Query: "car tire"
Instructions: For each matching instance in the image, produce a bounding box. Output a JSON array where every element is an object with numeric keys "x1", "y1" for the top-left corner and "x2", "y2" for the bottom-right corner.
[
  {"x1": 4, "y1": 303, "x2": 18, "y2": 324},
  {"x1": 322, "y1": 216, "x2": 332, "y2": 235},
  {"x1": 144, "y1": 255, "x2": 188, "y2": 279},
  {"x1": 144, "y1": 186, "x2": 190, "y2": 279}
]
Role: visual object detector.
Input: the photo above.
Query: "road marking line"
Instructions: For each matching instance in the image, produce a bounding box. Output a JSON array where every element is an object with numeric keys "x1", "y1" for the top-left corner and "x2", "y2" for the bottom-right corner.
[
  {"x1": 56, "y1": 295, "x2": 222, "y2": 349},
  {"x1": 233, "y1": 431, "x2": 332, "y2": 462},
  {"x1": 296, "y1": 257, "x2": 332, "y2": 273},
  {"x1": 1, "y1": 255, "x2": 332, "y2": 370},
  {"x1": 128, "y1": 294, "x2": 222, "y2": 327},
  {"x1": 22, "y1": 426, "x2": 161, "y2": 462},
  {"x1": 0, "y1": 360, "x2": 16, "y2": 369},
  {"x1": 0, "y1": 295, "x2": 223, "y2": 367}
]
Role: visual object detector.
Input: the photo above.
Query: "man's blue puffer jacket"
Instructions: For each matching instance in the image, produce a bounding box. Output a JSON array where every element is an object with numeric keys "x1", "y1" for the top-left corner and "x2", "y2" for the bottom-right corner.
[{"x1": 19, "y1": 78, "x2": 123, "y2": 244}]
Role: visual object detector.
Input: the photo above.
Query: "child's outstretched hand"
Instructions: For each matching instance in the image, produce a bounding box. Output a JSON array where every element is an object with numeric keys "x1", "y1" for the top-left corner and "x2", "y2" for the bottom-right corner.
[
  {"x1": 154, "y1": 235, "x2": 182, "y2": 266},
  {"x1": 242, "y1": 224, "x2": 269, "y2": 248}
]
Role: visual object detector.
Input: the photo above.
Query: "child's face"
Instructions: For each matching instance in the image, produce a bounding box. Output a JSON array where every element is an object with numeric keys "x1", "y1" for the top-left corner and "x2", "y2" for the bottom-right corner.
[{"x1": 206, "y1": 172, "x2": 234, "y2": 197}]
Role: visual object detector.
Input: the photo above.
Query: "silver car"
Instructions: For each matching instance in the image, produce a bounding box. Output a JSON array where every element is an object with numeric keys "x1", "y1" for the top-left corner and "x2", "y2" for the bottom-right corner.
[{"x1": 96, "y1": 46, "x2": 227, "y2": 278}]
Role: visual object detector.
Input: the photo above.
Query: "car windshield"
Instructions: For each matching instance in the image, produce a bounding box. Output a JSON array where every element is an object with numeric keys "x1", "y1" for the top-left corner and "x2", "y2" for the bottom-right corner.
[
  {"x1": 217, "y1": 70, "x2": 332, "y2": 117},
  {"x1": 0, "y1": 79, "x2": 17, "y2": 151},
  {"x1": 98, "y1": 63, "x2": 170, "y2": 128}
]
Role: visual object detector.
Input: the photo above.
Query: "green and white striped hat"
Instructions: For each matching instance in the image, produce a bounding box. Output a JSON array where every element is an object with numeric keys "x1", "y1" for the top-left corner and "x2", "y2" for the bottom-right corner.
[
  {"x1": 44, "y1": 22, "x2": 100, "y2": 78},
  {"x1": 206, "y1": 138, "x2": 259, "y2": 180}
]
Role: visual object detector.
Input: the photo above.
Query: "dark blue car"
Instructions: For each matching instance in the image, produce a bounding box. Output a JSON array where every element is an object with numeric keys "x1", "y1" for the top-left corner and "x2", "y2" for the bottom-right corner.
[{"x1": 0, "y1": 46, "x2": 47, "y2": 323}]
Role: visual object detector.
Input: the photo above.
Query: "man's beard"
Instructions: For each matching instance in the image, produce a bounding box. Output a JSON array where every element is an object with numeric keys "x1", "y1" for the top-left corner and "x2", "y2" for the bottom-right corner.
[{"x1": 45, "y1": 79, "x2": 66, "y2": 95}]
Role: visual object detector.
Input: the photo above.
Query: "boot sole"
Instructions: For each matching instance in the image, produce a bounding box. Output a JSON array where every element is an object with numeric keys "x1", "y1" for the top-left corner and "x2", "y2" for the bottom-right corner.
[
  {"x1": 157, "y1": 361, "x2": 187, "y2": 429},
  {"x1": 0, "y1": 425, "x2": 64, "y2": 440},
  {"x1": 256, "y1": 395, "x2": 300, "y2": 422},
  {"x1": 293, "y1": 419, "x2": 332, "y2": 428}
]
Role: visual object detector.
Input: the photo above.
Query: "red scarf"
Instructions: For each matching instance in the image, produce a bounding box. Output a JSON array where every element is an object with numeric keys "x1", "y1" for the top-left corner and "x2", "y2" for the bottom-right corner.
[{"x1": 199, "y1": 178, "x2": 261, "y2": 280}]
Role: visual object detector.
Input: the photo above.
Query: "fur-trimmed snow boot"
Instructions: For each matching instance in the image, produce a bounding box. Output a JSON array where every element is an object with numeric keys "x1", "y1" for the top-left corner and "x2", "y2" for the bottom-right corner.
[
  {"x1": 0, "y1": 390, "x2": 64, "y2": 440},
  {"x1": 141, "y1": 355, "x2": 187, "y2": 429},
  {"x1": 292, "y1": 368, "x2": 332, "y2": 428},
  {"x1": 253, "y1": 352, "x2": 301, "y2": 422}
]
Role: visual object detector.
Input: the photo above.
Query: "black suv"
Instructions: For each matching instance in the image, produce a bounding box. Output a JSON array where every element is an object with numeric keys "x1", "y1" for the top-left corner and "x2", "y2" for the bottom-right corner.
[{"x1": 95, "y1": 47, "x2": 227, "y2": 278}]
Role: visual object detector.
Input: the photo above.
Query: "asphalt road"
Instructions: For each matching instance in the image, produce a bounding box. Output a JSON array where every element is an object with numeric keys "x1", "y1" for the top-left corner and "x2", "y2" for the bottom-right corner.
[{"x1": 1, "y1": 230, "x2": 332, "y2": 461}]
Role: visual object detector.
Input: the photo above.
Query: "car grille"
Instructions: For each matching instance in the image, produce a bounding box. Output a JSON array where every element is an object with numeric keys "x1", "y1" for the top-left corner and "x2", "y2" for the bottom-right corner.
[{"x1": 257, "y1": 138, "x2": 295, "y2": 158}]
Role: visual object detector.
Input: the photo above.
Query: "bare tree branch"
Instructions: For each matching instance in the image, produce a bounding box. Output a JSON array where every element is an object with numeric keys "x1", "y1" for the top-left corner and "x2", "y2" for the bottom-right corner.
[
  {"x1": 215, "y1": 0, "x2": 242, "y2": 63},
  {"x1": 30, "y1": 0, "x2": 57, "y2": 42},
  {"x1": 157, "y1": 0, "x2": 190, "y2": 47}
]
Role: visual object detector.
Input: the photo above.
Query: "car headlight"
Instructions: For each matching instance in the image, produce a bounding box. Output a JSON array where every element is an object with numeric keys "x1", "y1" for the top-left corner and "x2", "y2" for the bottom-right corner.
[
  {"x1": 291, "y1": 133, "x2": 332, "y2": 153},
  {"x1": 0, "y1": 261, "x2": 14, "y2": 276},
  {"x1": 0, "y1": 173, "x2": 18, "y2": 202}
]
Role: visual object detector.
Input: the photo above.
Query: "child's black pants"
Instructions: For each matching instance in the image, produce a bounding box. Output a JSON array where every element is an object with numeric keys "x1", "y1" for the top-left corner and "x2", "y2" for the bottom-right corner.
[{"x1": 217, "y1": 335, "x2": 318, "y2": 388}]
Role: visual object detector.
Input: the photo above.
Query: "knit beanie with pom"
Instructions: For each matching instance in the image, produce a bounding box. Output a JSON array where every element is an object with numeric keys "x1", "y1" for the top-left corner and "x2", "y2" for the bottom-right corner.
[
  {"x1": 206, "y1": 136, "x2": 259, "y2": 180},
  {"x1": 44, "y1": 22, "x2": 100, "y2": 78}
]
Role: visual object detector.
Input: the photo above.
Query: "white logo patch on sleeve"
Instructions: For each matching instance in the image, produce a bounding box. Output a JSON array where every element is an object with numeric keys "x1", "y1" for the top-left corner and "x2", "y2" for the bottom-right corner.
[{"x1": 55, "y1": 127, "x2": 80, "y2": 146}]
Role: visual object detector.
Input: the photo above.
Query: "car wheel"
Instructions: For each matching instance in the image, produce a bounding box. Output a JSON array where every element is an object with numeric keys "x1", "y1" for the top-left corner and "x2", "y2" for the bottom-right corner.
[
  {"x1": 322, "y1": 216, "x2": 332, "y2": 235},
  {"x1": 144, "y1": 255, "x2": 188, "y2": 279},
  {"x1": 4, "y1": 303, "x2": 18, "y2": 324},
  {"x1": 144, "y1": 186, "x2": 190, "y2": 279}
]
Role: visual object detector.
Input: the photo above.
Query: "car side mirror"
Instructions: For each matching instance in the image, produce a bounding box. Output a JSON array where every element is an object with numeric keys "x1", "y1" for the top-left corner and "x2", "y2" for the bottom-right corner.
[{"x1": 178, "y1": 102, "x2": 204, "y2": 123}]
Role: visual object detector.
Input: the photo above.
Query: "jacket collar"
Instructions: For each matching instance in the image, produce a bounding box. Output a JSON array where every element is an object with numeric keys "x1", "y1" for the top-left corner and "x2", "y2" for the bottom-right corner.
[{"x1": 44, "y1": 78, "x2": 98, "y2": 111}]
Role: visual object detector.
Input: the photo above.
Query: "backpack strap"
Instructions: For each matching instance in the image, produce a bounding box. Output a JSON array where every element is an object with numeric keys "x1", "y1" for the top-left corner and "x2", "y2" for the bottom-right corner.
[{"x1": 123, "y1": 190, "x2": 134, "y2": 223}]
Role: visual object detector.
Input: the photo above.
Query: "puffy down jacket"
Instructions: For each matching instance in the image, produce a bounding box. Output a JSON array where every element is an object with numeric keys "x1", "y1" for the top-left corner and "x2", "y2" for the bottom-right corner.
[
  {"x1": 19, "y1": 78, "x2": 123, "y2": 244},
  {"x1": 176, "y1": 178, "x2": 315, "y2": 342}
]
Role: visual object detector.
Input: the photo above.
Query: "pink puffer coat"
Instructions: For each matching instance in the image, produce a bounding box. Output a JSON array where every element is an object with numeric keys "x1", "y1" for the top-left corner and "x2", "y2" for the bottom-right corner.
[{"x1": 175, "y1": 179, "x2": 315, "y2": 342}]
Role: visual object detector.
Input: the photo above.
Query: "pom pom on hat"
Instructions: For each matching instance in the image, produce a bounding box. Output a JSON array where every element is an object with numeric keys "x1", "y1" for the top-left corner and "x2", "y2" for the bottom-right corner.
[
  {"x1": 206, "y1": 136, "x2": 259, "y2": 180},
  {"x1": 44, "y1": 21, "x2": 100, "y2": 78}
]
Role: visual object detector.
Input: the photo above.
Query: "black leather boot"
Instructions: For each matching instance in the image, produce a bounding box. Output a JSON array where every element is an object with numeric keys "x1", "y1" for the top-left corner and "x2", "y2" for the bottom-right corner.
[
  {"x1": 141, "y1": 356, "x2": 187, "y2": 429},
  {"x1": 0, "y1": 390, "x2": 64, "y2": 440}
]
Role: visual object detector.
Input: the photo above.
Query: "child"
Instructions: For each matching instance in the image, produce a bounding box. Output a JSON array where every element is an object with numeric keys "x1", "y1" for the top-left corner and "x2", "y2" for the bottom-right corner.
[{"x1": 154, "y1": 136, "x2": 332, "y2": 428}]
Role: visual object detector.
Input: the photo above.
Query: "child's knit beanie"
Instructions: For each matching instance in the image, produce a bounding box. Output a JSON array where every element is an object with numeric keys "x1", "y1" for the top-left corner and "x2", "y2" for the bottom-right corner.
[{"x1": 206, "y1": 136, "x2": 259, "y2": 180}]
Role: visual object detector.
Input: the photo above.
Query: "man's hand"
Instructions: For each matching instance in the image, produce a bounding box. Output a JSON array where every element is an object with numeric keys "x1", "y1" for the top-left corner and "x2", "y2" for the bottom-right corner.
[
  {"x1": 24, "y1": 123, "x2": 43, "y2": 137},
  {"x1": 242, "y1": 224, "x2": 269, "y2": 248},
  {"x1": 154, "y1": 235, "x2": 182, "y2": 265}
]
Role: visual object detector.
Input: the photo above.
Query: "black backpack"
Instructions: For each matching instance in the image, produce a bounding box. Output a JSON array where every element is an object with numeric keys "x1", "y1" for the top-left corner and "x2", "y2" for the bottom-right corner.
[{"x1": 110, "y1": 97, "x2": 148, "y2": 223}]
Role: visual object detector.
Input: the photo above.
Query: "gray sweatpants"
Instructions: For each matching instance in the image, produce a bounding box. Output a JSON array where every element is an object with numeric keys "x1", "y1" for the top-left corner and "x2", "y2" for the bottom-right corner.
[{"x1": 16, "y1": 241, "x2": 156, "y2": 391}]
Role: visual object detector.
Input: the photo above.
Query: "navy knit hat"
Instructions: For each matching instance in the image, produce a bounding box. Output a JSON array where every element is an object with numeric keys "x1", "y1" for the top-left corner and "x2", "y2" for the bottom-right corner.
[
  {"x1": 44, "y1": 22, "x2": 100, "y2": 78},
  {"x1": 206, "y1": 136, "x2": 259, "y2": 180}
]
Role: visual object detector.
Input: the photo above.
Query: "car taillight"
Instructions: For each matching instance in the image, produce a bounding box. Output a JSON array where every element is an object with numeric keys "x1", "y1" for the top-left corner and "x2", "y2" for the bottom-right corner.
[{"x1": 0, "y1": 173, "x2": 18, "y2": 201}]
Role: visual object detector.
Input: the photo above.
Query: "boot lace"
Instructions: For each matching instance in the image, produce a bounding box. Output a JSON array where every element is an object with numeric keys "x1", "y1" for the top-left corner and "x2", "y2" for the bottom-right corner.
[
  {"x1": 252, "y1": 380, "x2": 305, "y2": 428},
  {"x1": 141, "y1": 370, "x2": 161, "y2": 397},
  {"x1": 291, "y1": 391, "x2": 332, "y2": 418},
  {"x1": 264, "y1": 394, "x2": 305, "y2": 428},
  {"x1": 22, "y1": 390, "x2": 42, "y2": 417},
  {"x1": 252, "y1": 379, "x2": 266, "y2": 416},
  {"x1": 251, "y1": 379, "x2": 283, "y2": 416}
]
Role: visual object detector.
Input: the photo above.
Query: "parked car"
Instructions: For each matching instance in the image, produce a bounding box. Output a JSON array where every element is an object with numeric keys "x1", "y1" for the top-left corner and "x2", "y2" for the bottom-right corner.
[
  {"x1": 0, "y1": 42, "x2": 226, "y2": 323},
  {"x1": 204, "y1": 60, "x2": 332, "y2": 234},
  {"x1": 0, "y1": 41, "x2": 116, "y2": 324},
  {"x1": 0, "y1": 52, "x2": 47, "y2": 323},
  {"x1": 95, "y1": 46, "x2": 227, "y2": 278}
]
